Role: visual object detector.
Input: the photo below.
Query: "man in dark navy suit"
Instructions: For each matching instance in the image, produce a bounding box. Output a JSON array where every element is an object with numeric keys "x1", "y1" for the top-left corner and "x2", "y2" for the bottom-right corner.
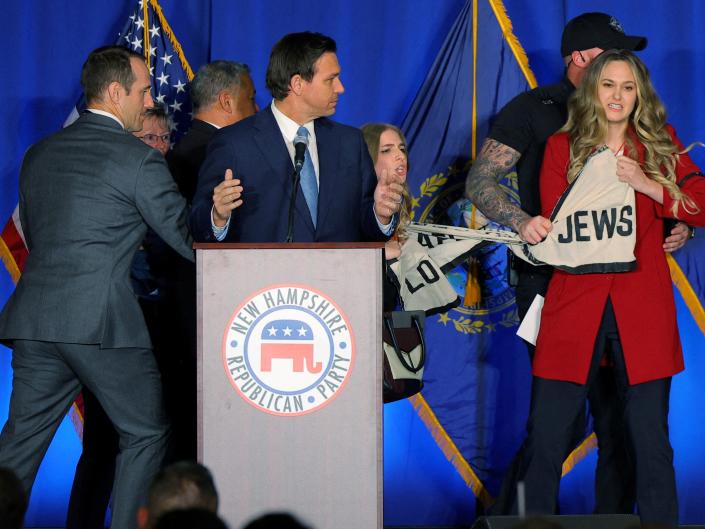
[{"x1": 189, "y1": 32, "x2": 404, "y2": 243}]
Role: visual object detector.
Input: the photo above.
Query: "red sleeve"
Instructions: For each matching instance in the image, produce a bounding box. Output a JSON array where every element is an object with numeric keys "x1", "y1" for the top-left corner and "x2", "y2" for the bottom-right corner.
[
  {"x1": 539, "y1": 133, "x2": 570, "y2": 219},
  {"x1": 658, "y1": 125, "x2": 705, "y2": 226}
]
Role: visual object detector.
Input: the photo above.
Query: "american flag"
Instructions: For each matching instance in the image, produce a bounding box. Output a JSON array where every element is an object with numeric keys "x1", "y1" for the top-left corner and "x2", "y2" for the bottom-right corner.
[{"x1": 119, "y1": 0, "x2": 194, "y2": 143}]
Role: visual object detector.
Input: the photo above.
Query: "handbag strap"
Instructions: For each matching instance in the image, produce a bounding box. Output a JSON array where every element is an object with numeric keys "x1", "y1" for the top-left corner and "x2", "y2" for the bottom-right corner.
[{"x1": 383, "y1": 313, "x2": 425, "y2": 373}]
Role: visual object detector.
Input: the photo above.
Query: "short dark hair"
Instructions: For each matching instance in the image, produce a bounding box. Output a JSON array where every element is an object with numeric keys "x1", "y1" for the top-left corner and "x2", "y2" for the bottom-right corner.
[
  {"x1": 146, "y1": 461, "x2": 219, "y2": 529},
  {"x1": 81, "y1": 45, "x2": 144, "y2": 104},
  {"x1": 242, "y1": 512, "x2": 311, "y2": 529},
  {"x1": 265, "y1": 32, "x2": 337, "y2": 100},
  {"x1": 0, "y1": 467, "x2": 27, "y2": 529},
  {"x1": 190, "y1": 60, "x2": 251, "y2": 113}
]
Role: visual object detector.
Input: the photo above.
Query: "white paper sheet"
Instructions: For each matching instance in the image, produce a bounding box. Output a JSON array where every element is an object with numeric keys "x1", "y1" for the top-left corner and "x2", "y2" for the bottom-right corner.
[{"x1": 516, "y1": 294, "x2": 544, "y2": 346}]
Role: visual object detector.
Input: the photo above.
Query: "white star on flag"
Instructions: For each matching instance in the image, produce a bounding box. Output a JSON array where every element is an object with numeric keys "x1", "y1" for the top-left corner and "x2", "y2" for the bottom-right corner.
[
  {"x1": 160, "y1": 53, "x2": 173, "y2": 65},
  {"x1": 131, "y1": 36, "x2": 142, "y2": 51},
  {"x1": 157, "y1": 72, "x2": 169, "y2": 86},
  {"x1": 174, "y1": 80, "x2": 186, "y2": 93}
]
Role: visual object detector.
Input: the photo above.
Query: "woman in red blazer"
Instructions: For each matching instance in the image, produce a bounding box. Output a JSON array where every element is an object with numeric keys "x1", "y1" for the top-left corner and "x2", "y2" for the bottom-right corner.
[{"x1": 518, "y1": 49, "x2": 705, "y2": 527}]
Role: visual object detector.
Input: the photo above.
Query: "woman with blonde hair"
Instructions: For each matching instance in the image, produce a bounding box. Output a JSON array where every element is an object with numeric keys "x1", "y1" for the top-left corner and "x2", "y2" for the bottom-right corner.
[{"x1": 518, "y1": 49, "x2": 705, "y2": 527}]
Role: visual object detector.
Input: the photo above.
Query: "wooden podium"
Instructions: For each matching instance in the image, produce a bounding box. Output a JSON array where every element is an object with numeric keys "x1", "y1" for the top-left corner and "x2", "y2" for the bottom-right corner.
[{"x1": 195, "y1": 243, "x2": 384, "y2": 529}]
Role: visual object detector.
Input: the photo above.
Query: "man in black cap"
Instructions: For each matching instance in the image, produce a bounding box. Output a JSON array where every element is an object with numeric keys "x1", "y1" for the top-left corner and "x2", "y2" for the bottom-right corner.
[{"x1": 466, "y1": 12, "x2": 689, "y2": 515}]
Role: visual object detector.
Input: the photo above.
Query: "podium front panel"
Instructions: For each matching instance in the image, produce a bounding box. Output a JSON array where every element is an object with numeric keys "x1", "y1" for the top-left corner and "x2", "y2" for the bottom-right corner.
[{"x1": 197, "y1": 246, "x2": 383, "y2": 529}]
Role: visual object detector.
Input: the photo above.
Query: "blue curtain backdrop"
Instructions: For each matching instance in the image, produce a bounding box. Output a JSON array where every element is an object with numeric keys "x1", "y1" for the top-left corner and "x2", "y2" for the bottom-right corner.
[{"x1": 1, "y1": 1, "x2": 704, "y2": 527}]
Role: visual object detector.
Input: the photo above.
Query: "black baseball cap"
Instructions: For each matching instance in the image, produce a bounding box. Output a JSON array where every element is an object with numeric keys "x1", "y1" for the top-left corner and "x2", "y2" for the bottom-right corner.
[{"x1": 561, "y1": 12, "x2": 647, "y2": 57}]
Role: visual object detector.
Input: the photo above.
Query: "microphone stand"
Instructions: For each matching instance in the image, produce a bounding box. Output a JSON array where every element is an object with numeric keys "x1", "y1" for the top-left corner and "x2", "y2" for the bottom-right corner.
[{"x1": 285, "y1": 165, "x2": 302, "y2": 242}]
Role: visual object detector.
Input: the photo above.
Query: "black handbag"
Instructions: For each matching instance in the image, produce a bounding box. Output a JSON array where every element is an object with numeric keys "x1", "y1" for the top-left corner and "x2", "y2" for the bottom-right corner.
[{"x1": 382, "y1": 310, "x2": 426, "y2": 403}]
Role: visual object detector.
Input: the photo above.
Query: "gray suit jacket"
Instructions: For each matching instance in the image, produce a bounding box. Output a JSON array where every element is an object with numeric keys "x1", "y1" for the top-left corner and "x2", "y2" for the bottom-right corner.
[{"x1": 0, "y1": 112, "x2": 193, "y2": 349}]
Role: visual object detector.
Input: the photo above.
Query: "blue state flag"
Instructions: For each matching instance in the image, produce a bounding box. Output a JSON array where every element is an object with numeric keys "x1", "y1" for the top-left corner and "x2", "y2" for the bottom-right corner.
[{"x1": 399, "y1": 0, "x2": 538, "y2": 506}]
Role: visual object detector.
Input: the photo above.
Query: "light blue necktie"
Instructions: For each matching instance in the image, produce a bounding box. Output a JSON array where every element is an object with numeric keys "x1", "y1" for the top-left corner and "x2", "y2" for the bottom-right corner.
[{"x1": 296, "y1": 126, "x2": 318, "y2": 227}]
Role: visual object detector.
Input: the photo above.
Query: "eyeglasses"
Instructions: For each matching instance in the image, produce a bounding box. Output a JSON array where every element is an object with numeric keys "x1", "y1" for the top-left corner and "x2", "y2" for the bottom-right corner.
[{"x1": 137, "y1": 133, "x2": 171, "y2": 144}]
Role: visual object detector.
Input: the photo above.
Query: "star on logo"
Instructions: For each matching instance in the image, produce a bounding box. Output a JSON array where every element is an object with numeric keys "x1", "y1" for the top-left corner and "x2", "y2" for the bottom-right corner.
[
  {"x1": 283, "y1": 327, "x2": 293, "y2": 336},
  {"x1": 267, "y1": 326, "x2": 278, "y2": 337},
  {"x1": 297, "y1": 326, "x2": 308, "y2": 337},
  {"x1": 131, "y1": 36, "x2": 143, "y2": 51},
  {"x1": 174, "y1": 80, "x2": 186, "y2": 93},
  {"x1": 149, "y1": 24, "x2": 160, "y2": 39},
  {"x1": 160, "y1": 53, "x2": 173, "y2": 66},
  {"x1": 157, "y1": 72, "x2": 169, "y2": 86}
]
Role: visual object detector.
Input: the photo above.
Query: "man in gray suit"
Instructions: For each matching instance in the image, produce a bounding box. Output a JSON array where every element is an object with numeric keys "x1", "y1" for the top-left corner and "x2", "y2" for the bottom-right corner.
[{"x1": 0, "y1": 46, "x2": 194, "y2": 529}]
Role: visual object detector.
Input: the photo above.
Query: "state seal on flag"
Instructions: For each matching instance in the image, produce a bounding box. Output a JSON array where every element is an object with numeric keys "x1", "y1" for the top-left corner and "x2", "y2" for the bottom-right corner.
[{"x1": 222, "y1": 284, "x2": 355, "y2": 416}]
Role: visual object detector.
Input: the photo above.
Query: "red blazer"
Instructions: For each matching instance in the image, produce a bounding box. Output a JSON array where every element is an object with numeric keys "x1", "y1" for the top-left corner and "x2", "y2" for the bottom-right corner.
[{"x1": 535, "y1": 126, "x2": 705, "y2": 385}]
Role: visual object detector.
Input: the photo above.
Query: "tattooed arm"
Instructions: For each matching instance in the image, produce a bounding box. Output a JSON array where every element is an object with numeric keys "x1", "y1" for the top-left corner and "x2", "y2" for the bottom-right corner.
[{"x1": 465, "y1": 138, "x2": 551, "y2": 244}]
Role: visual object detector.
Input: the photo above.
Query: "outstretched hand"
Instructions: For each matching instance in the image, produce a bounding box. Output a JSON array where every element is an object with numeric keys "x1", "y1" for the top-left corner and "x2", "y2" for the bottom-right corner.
[
  {"x1": 374, "y1": 169, "x2": 405, "y2": 224},
  {"x1": 518, "y1": 215, "x2": 552, "y2": 245},
  {"x1": 212, "y1": 169, "x2": 243, "y2": 227}
]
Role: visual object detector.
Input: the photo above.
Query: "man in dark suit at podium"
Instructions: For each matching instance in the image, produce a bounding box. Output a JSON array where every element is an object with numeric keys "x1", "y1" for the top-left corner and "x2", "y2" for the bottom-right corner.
[{"x1": 189, "y1": 31, "x2": 404, "y2": 243}]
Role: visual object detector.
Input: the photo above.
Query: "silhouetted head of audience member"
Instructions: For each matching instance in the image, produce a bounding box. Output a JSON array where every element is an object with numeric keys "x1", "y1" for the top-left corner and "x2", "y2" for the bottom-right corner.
[
  {"x1": 241, "y1": 512, "x2": 312, "y2": 529},
  {"x1": 0, "y1": 467, "x2": 27, "y2": 529},
  {"x1": 510, "y1": 516, "x2": 563, "y2": 529},
  {"x1": 138, "y1": 461, "x2": 219, "y2": 529},
  {"x1": 153, "y1": 508, "x2": 229, "y2": 529}
]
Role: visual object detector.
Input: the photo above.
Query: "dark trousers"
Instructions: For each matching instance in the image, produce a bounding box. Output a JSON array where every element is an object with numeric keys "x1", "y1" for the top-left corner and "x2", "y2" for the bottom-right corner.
[
  {"x1": 0, "y1": 340, "x2": 169, "y2": 529},
  {"x1": 66, "y1": 389, "x2": 119, "y2": 529},
  {"x1": 517, "y1": 300, "x2": 678, "y2": 527},
  {"x1": 493, "y1": 272, "x2": 635, "y2": 515},
  {"x1": 66, "y1": 293, "x2": 196, "y2": 529}
]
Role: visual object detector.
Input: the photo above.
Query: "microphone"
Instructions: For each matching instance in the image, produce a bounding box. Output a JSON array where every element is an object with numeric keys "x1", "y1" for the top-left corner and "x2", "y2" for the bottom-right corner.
[
  {"x1": 293, "y1": 130, "x2": 309, "y2": 172},
  {"x1": 286, "y1": 131, "x2": 308, "y2": 242}
]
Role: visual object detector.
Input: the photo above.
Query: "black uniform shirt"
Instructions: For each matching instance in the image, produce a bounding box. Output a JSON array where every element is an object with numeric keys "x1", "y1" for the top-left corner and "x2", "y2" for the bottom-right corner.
[{"x1": 487, "y1": 77, "x2": 574, "y2": 217}]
